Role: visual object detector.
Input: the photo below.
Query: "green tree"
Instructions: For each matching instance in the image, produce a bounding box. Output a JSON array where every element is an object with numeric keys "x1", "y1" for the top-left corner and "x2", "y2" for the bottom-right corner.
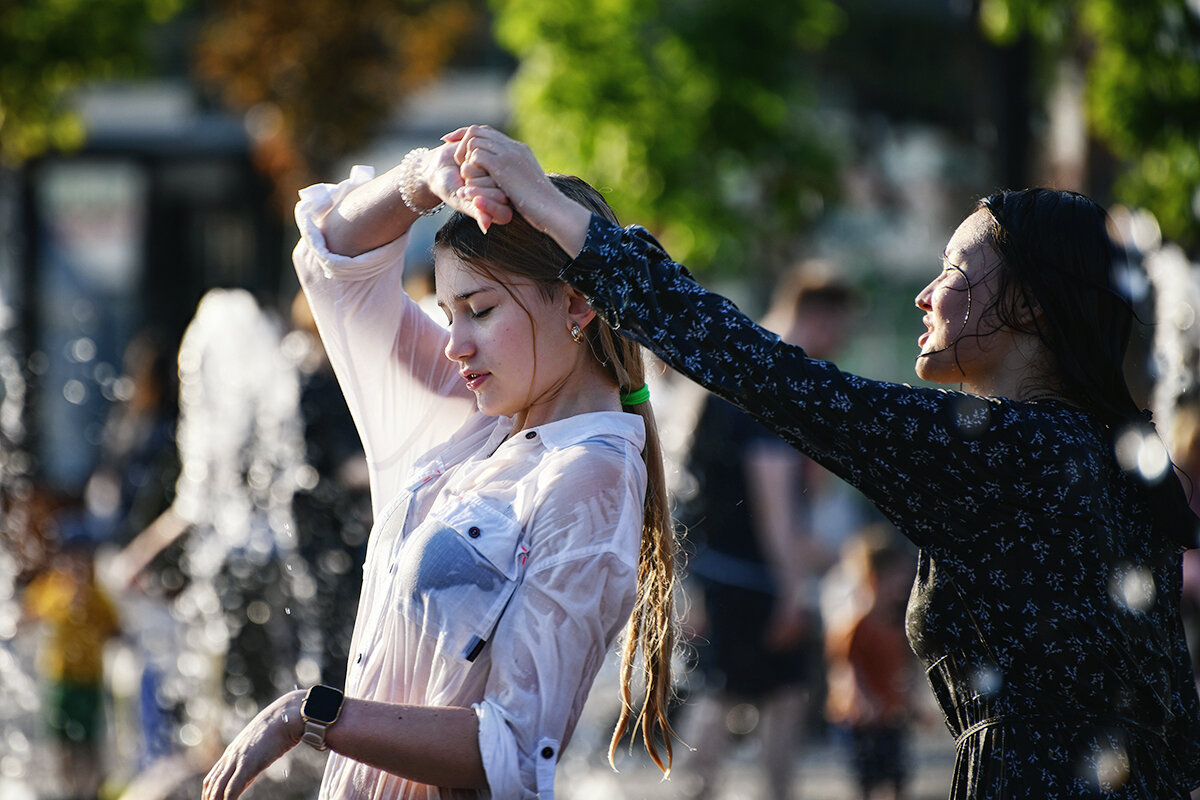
[
  {"x1": 0, "y1": 0, "x2": 186, "y2": 165},
  {"x1": 490, "y1": 0, "x2": 844, "y2": 276},
  {"x1": 980, "y1": 0, "x2": 1200, "y2": 251}
]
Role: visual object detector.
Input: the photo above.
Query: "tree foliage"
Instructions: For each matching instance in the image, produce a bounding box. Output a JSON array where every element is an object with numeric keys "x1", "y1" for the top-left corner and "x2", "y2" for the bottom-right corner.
[
  {"x1": 0, "y1": 0, "x2": 185, "y2": 165},
  {"x1": 490, "y1": 0, "x2": 844, "y2": 276},
  {"x1": 193, "y1": 0, "x2": 479, "y2": 206},
  {"x1": 980, "y1": 0, "x2": 1200, "y2": 251}
]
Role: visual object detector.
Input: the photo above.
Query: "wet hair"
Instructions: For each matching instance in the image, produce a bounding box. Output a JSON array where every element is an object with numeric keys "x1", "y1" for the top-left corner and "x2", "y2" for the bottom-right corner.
[
  {"x1": 975, "y1": 189, "x2": 1136, "y2": 423},
  {"x1": 976, "y1": 188, "x2": 1193, "y2": 545},
  {"x1": 434, "y1": 176, "x2": 680, "y2": 773}
]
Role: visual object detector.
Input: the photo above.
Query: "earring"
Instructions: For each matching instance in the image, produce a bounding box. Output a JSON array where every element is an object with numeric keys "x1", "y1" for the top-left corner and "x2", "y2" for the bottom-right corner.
[{"x1": 569, "y1": 323, "x2": 583, "y2": 344}]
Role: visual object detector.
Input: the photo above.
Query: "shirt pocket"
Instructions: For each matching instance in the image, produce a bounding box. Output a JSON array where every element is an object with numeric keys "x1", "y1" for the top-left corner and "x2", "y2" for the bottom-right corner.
[{"x1": 394, "y1": 493, "x2": 525, "y2": 663}]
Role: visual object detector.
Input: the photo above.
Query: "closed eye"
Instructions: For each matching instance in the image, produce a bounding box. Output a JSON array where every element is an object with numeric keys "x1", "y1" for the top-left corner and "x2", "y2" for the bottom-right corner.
[{"x1": 471, "y1": 306, "x2": 495, "y2": 320}]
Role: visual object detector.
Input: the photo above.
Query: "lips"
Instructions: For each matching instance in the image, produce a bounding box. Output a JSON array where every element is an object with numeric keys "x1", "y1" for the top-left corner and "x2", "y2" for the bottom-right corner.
[
  {"x1": 461, "y1": 369, "x2": 489, "y2": 391},
  {"x1": 919, "y1": 317, "x2": 934, "y2": 349}
]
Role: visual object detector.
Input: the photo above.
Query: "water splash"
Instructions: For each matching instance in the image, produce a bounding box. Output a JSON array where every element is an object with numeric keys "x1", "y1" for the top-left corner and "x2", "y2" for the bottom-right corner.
[
  {"x1": 1144, "y1": 243, "x2": 1200, "y2": 437},
  {"x1": 163, "y1": 288, "x2": 318, "y2": 751}
]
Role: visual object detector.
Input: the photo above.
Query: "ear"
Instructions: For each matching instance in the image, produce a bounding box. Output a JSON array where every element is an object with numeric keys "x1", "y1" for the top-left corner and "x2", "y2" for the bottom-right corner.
[
  {"x1": 563, "y1": 285, "x2": 597, "y2": 330},
  {"x1": 1013, "y1": 290, "x2": 1042, "y2": 328}
]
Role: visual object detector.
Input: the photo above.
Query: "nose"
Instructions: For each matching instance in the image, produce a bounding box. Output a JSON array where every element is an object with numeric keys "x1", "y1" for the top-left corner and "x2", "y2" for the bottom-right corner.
[
  {"x1": 444, "y1": 320, "x2": 473, "y2": 363},
  {"x1": 914, "y1": 279, "x2": 934, "y2": 311}
]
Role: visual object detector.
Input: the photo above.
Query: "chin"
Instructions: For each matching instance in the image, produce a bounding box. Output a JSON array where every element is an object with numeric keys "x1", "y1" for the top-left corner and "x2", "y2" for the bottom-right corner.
[{"x1": 914, "y1": 356, "x2": 957, "y2": 386}]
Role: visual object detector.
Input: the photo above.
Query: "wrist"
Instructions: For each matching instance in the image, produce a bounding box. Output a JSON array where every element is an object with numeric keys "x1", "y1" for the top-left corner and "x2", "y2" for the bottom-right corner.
[
  {"x1": 397, "y1": 147, "x2": 444, "y2": 217},
  {"x1": 299, "y1": 684, "x2": 345, "y2": 751}
]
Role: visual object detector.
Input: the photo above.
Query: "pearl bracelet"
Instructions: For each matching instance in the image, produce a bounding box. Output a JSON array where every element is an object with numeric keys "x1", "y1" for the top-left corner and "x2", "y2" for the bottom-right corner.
[{"x1": 398, "y1": 147, "x2": 444, "y2": 217}]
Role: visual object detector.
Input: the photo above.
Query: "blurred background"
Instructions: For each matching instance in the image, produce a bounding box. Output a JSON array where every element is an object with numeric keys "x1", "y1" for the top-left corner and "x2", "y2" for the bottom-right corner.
[{"x1": 1, "y1": 1, "x2": 1199, "y2": 798}]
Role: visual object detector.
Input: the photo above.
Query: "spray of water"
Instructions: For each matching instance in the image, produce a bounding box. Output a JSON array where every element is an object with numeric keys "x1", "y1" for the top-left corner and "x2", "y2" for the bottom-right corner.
[
  {"x1": 166, "y1": 289, "x2": 313, "y2": 747},
  {"x1": 1144, "y1": 242, "x2": 1200, "y2": 437}
]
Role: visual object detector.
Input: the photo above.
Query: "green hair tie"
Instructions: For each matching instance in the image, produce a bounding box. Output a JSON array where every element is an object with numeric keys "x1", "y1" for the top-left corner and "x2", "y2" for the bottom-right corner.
[{"x1": 620, "y1": 383, "x2": 650, "y2": 406}]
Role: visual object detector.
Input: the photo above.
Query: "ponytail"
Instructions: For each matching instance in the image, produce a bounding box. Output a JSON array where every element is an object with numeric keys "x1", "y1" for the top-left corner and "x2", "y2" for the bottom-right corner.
[{"x1": 592, "y1": 325, "x2": 679, "y2": 774}]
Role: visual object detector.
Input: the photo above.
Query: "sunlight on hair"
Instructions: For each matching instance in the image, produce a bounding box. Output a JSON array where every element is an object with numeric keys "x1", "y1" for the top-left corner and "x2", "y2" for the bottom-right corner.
[
  {"x1": 1113, "y1": 424, "x2": 1171, "y2": 484},
  {"x1": 1108, "y1": 562, "x2": 1156, "y2": 613}
]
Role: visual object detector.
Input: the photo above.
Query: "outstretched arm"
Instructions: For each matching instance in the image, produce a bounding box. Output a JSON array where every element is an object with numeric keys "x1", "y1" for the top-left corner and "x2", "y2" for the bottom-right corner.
[{"x1": 202, "y1": 691, "x2": 486, "y2": 800}]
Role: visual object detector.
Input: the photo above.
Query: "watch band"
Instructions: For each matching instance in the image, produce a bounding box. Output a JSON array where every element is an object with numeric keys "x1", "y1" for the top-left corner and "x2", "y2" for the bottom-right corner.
[
  {"x1": 301, "y1": 718, "x2": 333, "y2": 751},
  {"x1": 300, "y1": 684, "x2": 344, "y2": 751}
]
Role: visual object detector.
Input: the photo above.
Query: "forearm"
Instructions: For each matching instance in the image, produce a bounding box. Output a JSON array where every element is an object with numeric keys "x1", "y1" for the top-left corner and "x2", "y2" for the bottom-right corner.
[
  {"x1": 320, "y1": 164, "x2": 425, "y2": 258},
  {"x1": 563, "y1": 215, "x2": 781, "y2": 408},
  {"x1": 326, "y1": 697, "x2": 487, "y2": 790},
  {"x1": 746, "y1": 448, "x2": 809, "y2": 592}
]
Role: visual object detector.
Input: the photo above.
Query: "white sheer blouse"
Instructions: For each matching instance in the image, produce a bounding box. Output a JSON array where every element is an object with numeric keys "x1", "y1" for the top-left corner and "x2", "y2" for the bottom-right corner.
[{"x1": 293, "y1": 166, "x2": 646, "y2": 799}]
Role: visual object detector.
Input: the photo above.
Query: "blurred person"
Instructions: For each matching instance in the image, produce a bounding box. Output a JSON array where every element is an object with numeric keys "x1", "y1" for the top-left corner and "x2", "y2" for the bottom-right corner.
[
  {"x1": 80, "y1": 328, "x2": 183, "y2": 774},
  {"x1": 456, "y1": 126, "x2": 1200, "y2": 798},
  {"x1": 21, "y1": 525, "x2": 122, "y2": 800},
  {"x1": 674, "y1": 267, "x2": 861, "y2": 800},
  {"x1": 203, "y1": 144, "x2": 679, "y2": 800},
  {"x1": 824, "y1": 525, "x2": 918, "y2": 800},
  {"x1": 84, "y1": 328, "x2": 180, "y2": 548}
]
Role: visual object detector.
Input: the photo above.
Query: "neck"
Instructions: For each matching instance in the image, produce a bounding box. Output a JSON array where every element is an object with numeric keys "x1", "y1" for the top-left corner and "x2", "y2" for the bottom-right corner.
[
  {"x1": 512, "y1": 365, "x2": 621, "y2": 432},
  {"x1": 962, "y1": 330, "x2": 1057, "y2": 401}
]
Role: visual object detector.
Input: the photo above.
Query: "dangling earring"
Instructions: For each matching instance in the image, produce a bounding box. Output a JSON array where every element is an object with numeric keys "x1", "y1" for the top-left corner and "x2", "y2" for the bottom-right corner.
[{"x1": 569, "y1": 323, "x2": 584, "y2": 344}]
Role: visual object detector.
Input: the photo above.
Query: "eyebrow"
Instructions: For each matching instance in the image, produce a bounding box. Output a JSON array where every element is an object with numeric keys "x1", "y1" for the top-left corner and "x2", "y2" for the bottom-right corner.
[{"x1": 437, "y1": 286, "x2": 497, "y2": 308}]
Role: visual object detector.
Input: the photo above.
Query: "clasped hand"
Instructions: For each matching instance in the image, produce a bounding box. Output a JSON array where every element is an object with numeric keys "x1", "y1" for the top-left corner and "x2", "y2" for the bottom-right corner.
[{"x1": 435, "y1": 125, "x2": 564, "y2": 235}]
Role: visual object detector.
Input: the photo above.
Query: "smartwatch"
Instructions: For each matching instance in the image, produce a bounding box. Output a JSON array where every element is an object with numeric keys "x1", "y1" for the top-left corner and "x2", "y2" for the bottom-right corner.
[{"x1": 300, "y1": 684, "x2": 344, "y2": 751}]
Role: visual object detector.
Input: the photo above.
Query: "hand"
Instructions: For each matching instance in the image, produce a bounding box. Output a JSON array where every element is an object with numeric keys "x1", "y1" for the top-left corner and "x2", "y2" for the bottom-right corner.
[
  {"x1": 444, "y1": 125, "x2": 561, "y2": 231},
  {"x1": 202, "y1": 690, "x2": 304, "y2": 800},
  {"x1": 444, "y1": 125, "x2": 592, "y2": 255}
]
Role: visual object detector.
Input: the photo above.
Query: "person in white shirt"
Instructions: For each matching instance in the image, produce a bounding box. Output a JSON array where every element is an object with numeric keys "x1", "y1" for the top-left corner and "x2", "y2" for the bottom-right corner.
[{"x1": 202, "y1": 142, "x2": 678, "y2": 799}]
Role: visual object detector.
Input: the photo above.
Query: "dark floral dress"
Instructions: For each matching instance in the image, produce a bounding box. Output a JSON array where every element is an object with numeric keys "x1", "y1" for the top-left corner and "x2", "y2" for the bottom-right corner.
[{"x1": 561, "y1": 214, "x2": 1200, "y2": 798}]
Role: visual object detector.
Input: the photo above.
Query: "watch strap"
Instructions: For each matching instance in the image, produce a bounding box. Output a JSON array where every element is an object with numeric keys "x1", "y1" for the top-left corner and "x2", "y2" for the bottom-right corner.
[{"x1": 301, "y1": 718, "x2": 332, "y2": 751}]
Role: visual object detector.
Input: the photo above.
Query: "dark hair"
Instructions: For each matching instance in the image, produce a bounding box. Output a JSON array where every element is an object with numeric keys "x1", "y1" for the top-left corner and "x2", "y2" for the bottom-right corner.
[
  {"x1": 434, "y1": 176, "x2": 680, "y2": 773},
  {"x1": 977, "y1": 188, "x2": 1193, "y2": 545},
  {"x1": 976, "y1": 189, "x2": 1136, "y2": 423}
]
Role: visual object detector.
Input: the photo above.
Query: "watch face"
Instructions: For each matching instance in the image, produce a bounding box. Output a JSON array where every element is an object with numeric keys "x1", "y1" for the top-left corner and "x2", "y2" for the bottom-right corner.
[{"x1": 302, "y1": 685, "x2": 343, "y2": 724}]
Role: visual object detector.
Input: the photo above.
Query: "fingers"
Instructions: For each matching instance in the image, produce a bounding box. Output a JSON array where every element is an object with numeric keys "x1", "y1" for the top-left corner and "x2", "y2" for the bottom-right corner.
[
  {"x1": 203, "y1": 754, "x2": 255, "y2": 800},
  {"x1": 474, "y1": 194, "x2": 514, "y2": 226},
  {"x1": 459, "y1": 158, "x2": 496, "y2": 187}
]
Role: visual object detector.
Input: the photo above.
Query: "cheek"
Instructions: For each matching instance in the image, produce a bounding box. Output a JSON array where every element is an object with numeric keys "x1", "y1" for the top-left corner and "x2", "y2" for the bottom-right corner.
[{"x1": 935, "y1": 287, "x2": 968, "y2": 323}]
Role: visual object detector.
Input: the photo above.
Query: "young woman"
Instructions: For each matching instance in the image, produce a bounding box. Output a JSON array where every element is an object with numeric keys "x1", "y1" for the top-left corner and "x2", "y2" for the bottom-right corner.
[
  {"x1": 453, "y1": 125, "x2": 1200, "y2": 798},
  {"x1": 202, "y1": 143, "x2": 677, "y2": 800}
]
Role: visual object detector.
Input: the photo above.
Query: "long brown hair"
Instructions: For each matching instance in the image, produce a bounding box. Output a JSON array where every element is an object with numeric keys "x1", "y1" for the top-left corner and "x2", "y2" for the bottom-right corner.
[{"x1": 434, "y1": 175, "x2": 679, "y2": 773}]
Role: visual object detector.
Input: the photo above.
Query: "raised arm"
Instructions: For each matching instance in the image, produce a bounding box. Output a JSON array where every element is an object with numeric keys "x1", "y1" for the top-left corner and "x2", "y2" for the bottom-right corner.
[
  {"x1": 322, "y1": 142, "x2": 497, "y2": 256},
  {"x1": 293, "y1": 145, "x2": 483, "y2": 511},
  {"x1": 453, "y1": 126, "x2": 1069, "y2": 556}
]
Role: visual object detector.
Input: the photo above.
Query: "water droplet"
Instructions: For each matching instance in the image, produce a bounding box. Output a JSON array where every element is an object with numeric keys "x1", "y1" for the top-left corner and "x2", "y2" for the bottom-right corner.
[
  {"x1": 952, "y1": 395, "x2": 992, "y2": 439},
  {"x1": 1109, "y1": 563, "x2": 1156, "y2": 613},
  {"x1": 1114, "y1": 424, "x2": 1170, "y2": 483},
  {"x1": 970, "y1": 666, "x2": 1003, "y2": 696}
]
